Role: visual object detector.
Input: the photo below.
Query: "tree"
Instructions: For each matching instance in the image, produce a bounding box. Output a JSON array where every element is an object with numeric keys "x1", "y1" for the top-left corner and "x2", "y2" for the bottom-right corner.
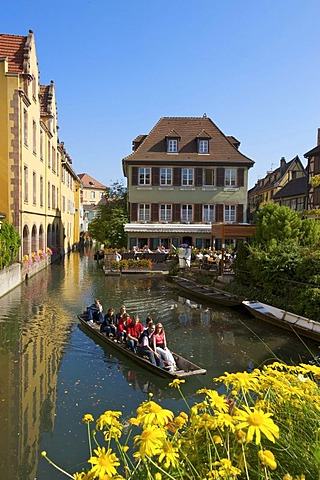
[
  {"x1": 88, "y1": 181, "x2": 128, "y2": 247},
  {"x1": 0, "y1": 221, "x2": 21, "y2": 269},
  {"x1": 254, "y1": 203, "x2": 302, "y2": 245}
]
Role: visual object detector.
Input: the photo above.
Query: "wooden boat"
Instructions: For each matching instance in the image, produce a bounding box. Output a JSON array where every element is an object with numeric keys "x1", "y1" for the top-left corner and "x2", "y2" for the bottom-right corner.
[
  {"x1": 78, "y1": 313, "x2": 207, "y2": 378},
  {"x1": 172, "y1": 276, "x2": 243, "y2": 308},
  {"x1": 242, "y1": 300, "x2": 320, "y2": 342}
]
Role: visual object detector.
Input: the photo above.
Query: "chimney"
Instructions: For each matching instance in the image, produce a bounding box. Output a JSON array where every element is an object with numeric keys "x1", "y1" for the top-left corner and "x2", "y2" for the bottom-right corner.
[
  {"x1": 280, "y1": 156, "x2": 286, "y2": 175},
  {"x1": 317, "y1": 128, "x2": 320, "y2": 146}
]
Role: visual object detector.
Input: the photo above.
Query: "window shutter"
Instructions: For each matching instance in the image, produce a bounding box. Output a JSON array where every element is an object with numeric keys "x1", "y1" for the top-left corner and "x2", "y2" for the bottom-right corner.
[
  {"x1": 151, "y1": 203, "x2": 159, "y2": 222},
  {"x1": 216, "y1": 204, "x2": 224, "y2": 222},
  {"x1": 130, "y1": 203, "x2": 137, "y2": 221},
  {"x1": 195, "y1": 168, "x2": 203, "y2": 187},
  {"x1": 173, "y1": 203, "x2": 180, "y2": 222},
  {"x1": 131, "y1": 167, "x2": 138, "y2": 186},
  {"x1": 217, "y1": 168, "x2": 225, "y2": 187},
  {"x1": 194, "y1": 204, "x2": 202, "y2": 222},
  {"x1": 152, "y1": 167, "x2": 159, "y2": 186},
  {"x1": 237, "y1": 168, "x2": 244, "y2": 187},
  {"x1": 173, "y1": 168, "x2": 181, "y2": 186},
  {"x1": 236, "y1": 204, "x2": 244, "y2": 223}
]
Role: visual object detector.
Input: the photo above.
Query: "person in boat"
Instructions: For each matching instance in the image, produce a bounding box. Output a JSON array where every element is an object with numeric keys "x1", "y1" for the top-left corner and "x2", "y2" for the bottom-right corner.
[
  {"x1": 87, "y1": 298, "x2": 104, "y2": 324},
  {"x1": 100, "y1": 308, "x2": 117, "y2": 337},
  {"x1": 137, "y1": 322, "x2": 164, "y2": 368},
  {"x1": 117, "y1": 312, "x2": 130, "y2": 342},
  {"x1": 153, "y1": 322, "x2": 176, "y2": 371},
  {"x1": 126, "y1": 314, "x2": 144, "y2": 353},
  {"x1": 144, "y1": 315, "x2": 153, "y2": 330},
  {"x1": 116, "y1": 305, "x2": 126, "y2": 327}
]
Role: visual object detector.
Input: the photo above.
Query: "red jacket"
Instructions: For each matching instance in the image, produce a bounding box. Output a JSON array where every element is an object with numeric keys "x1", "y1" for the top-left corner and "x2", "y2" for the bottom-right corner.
[{"x1": 126, "y1": 320, "x2": 143, "y2": 338}]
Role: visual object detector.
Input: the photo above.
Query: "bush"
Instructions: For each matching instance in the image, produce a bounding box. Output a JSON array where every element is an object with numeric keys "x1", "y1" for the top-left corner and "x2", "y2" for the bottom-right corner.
[{"x1": 0, "y1": 220, "x2": 21, "y2": 269}]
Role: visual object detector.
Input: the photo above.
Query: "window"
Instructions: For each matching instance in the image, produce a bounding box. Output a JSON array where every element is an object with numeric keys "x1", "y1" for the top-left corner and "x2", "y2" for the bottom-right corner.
[
  {"x1": 167, "y1": 139, "x2": 178, "y2": 153},
  {"x1": 23, "y1": 109, "x2": 28, "y2": 146},
  {"x1": 40, "y1": 130, "x2": 44, "y2": 160},
  {"x1": 203, "y1": 205, "x2": 214, "y2": 222},
  {"x1": 160, "y1": 204, "x2": 172, "y2": 222},
  {"x1": 62, "y1": 195, "x2": 66, "y2": 212},
  {"x1": 225, "y1": 169, "x2": 236, "y2": 186},
  {"x1": 139, "y1": 167, "x2": 151, "y2": 185},
  {"x1": 40, "y1": 176, "x2": 43, "y2": 207},
  {"x1": 33, "y1": 120, "x2": 37, "y2": 154},
  {"x1": 52, "y1": 185, "x2": 56, "y2": 209},
  {"x1": 56, "y1": 151, "x2": 59, "y2": 176},
  {"x1": 203, "y1": 168, "x2": 215, "y2": 186},
  {"x1": 90, "y1": 191, "x2": 95, "y2": 199},
  {"x1": 224, "y1": 205, "x2": 236, "y2": 222},
  {"x1": 52, "y1": 147, "x2": 56, "y2": 173},
  {"x1": 48, "y1": 182, "x2": 50, "y2": 208},
  {"x1": 199, "y1": 139, "x2": 209, "y2": 153},
  {"x1": 24, "y1": 165, "x2": 28, "y2": 203},
  {"x1": 48, "y1": 140, "x2": 51, "y2": 168},
  {"x1": 181, "y1": 204, "x2": 193, "y2": 222},
  {"x1": 182, "y1": 168, "x2": 194, "y2": 186},
  {"x1": 160, "y1": 168, "x2": 172, "y2": 186},
  {"x1": 99, "y1": 192, "x2": 103, "y2": 199},
  {"x1": 138, "y1": 204, "x2": 150, "y2": 222},
  {"x1": 33, "y1": 171, "x2": 36, "y2": 205}
]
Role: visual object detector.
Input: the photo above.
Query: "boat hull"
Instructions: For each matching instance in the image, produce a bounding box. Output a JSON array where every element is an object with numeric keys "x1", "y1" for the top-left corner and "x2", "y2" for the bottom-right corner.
[
  {"x1": 242, "y1": 300, "x2": 320, "y2": 342},
  {"x1": 78, "y1": 314, "x2": 207, "y2": 378}
]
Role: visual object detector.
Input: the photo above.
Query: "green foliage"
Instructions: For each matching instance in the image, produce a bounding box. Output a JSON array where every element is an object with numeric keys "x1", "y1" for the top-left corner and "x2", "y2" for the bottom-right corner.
[
  {"x1": 254, "y1": 203, "x2": 302, "y2": 244},
  {"x1": 88, "y1": 180, "x2": 128, "y2": 247},
  {"x1": 0, "y1": 220, "x2": 21, "y2": 269}
]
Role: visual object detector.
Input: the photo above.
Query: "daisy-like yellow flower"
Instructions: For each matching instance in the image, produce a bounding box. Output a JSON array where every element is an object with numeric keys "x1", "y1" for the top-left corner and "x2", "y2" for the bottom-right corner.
[
  {"x1": 197, "y1": 389, "x2": 229, "y2": 413},
  {"x1": 157, "y1": 440, "x2": 180, "y2": 468},
  {"x1": 154, "y1": 473, "x2": 162, "y2": 480},
  {"x1": 215, "y1": 370, "x2": 259, "y2": 393},
  {"x1": 82, "y1": 414, "x2": 94, "y2": 424},
  {"x1": 88, "y1": 447, "x2": 120, "y2": 479},
  {"x1": 235, "y1": 406, "x2": 279, "y2": 445},
  {"x1": 212, "y1": 435, "x2": 223, "y2": 445},
  {"x1": 134, "y1": 400, "x2": 173, "y2": 428},
  {"x1": 103, "y1": 425, "x2": 122, "y2": 441},
  {"x1": 282, "y1": 475, "x2": 293, "y2": 480},
  {"x1": 216, "y1": 458, "x2": 241, "y2": 476},
  {"x1": 96, "y1": 411, "x2": 122, "y2": 431},
  {"x1": 259, "y1": 449, "x2": 277, "y2": 470},
  {"x1": 169, "y1": 378, "x2": 185, "y2": 388},
  {"x1": 134, "y1": 425, "x2": 166, "y2": 458},
  {"x1": 73, "y1": 473, "x2": 87, "y2": 480}
]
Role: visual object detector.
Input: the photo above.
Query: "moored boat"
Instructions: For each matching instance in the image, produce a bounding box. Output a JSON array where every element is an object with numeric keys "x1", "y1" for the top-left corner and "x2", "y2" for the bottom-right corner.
[
  {"x1": 242, "y1": 300, "x2": 320, "y2": 342},
  {"x1": 172, "y1": 276, "x2": 243, "y2": 308},
  {"x1": 78, "y1": 313, "x2": 207, "y2": 378}
]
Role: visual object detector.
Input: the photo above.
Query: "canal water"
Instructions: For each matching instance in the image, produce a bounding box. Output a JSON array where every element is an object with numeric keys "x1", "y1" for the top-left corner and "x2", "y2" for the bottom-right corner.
[{"x1": 0, "y1": 250, "x2": 319, "y2": 479}]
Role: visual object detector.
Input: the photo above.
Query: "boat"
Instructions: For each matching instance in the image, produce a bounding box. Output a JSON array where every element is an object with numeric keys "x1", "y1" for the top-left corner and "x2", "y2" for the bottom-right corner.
[
  {"x1": 242, "y1": 300, "x2": 320, "y2": 342},
  {"x1": 77, "y1": 313, "x2": 207, "y2": 378},
  {"x1": 171, "y1": 276, "x2": 243, "y2": 308}
]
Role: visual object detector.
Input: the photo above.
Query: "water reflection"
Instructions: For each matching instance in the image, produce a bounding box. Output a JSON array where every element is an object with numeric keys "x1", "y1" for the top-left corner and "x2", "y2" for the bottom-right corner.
[{"x1": 0, "y1": 251, "x2": 319, "y2": 480}]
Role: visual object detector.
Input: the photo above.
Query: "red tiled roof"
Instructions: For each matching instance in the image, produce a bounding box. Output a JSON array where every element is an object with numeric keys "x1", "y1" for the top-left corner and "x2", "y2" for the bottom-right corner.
[
  {"x1": 0, "y1": 33, "x2": 27, "y2": 74},
  {"x1": 123, "y1": 117, "x2": 254, "y2": 165},
  {"x1": 78, "y1": 173, "x2": 106, "y2": 189},
  {"x1": 39, "y1": 84, "x2": 49, "y2": 116}
]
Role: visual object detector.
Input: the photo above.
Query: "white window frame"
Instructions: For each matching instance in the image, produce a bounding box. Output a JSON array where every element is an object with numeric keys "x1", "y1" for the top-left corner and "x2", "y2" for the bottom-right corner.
[
  {"x1": 90, "y1": 191, "x2": 95, "y2": 199},
  {"x1": 224, "y1": 205, "x2": 236, "y2": 222},
  {"x1": 181, "y1": 204, "x2": 193, "y2": 223},
  {"x1": 199, "y1": 139, "x2": 209, "y2": 153},
  {"x1": 203, "y1": 168, "x2": 215, "y2": 186},
  {"x1": 225, "y1": 168, "x2": 236, "y2": 186},
  {"x1": 159, "y1": 204, "x2": 172, "y2": 222},
  {"x1": 138, "y1": 167, "x2": 151, "y2": 185},
  {"x1": 160, "y1": 168, "x2": 172, "y2": 186},
  {"x1": 182, "y1": 168, "x2": 194, "y2": 186},
  {"x1": 138, "y1": 204, "x2": 150, "y2": 222},
  {"x1": 203, "y1": 204, "x2": 214, "y2": 223},
  {"x1": 167, "y1": 139, "x2": 178, "y2": 153}
]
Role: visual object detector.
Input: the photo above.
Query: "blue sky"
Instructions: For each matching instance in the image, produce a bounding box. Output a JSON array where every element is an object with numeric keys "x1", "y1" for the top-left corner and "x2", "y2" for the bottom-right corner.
[{"x1": 1, "y1": 0, "x2": 319, "y2": 188}]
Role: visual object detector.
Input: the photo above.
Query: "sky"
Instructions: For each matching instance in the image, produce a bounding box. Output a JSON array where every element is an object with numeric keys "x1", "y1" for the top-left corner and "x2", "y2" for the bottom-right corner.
[{"x1": 1, "y1": 0, "x2": 319, "y2": 189}]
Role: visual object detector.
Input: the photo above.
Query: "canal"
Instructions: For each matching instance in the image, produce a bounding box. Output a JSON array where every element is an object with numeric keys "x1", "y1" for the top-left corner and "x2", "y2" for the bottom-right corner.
[{"x1": 0, "y1": 250, "x2": 318, "y2": 479}]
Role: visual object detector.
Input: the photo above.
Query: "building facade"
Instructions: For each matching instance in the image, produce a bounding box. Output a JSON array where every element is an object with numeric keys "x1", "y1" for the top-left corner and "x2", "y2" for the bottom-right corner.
[
  {"x1": 0, "y1": 30, "x2": 81, "y2": 258},
  {"x1": 304, "y1": 128, "x2": 320, "y2": 211},
  {"x1": 122, "y1": 116, "x2": 254, "y2": 250},
  {"x1": 77, "y1": 173, "x2": 106, "y2": 233}
]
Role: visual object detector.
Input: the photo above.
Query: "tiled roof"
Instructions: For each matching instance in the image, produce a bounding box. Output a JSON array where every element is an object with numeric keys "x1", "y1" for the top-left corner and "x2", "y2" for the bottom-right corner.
[
  {"x1": 78, "y1": 173, "x2": 106, "y2": 189},
  {"x1": 123, "y1": 117, "x2": 254, "y2": 165},
  {"x1": 0, "y1": 32, "x2": 27, "y2": 74},
  {"x1": 304, "y1": 144, "x2": 320, "y2": 158},
  {"x1": 39, "y1": 84, "x2": 49, "y2": 116},
  {"x1": 273, "y1": 176, "x2": 307, "y2": 199}
]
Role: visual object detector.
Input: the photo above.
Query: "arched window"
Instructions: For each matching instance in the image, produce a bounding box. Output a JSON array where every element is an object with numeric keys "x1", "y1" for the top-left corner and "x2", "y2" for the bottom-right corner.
[
  {"x1": 31, "y1": 225, "x2": 37, "y2": 252},
  {"x1": 39, "y1": 224, "x2": 44, "y2": 250},
  {"x1": 52, "y1": 224, "x2": 55, "y2": 248},
  {"x1": 23, "y1": 225, "x2": 30, "y2": 256},
  {"x1": 47, "y1": 224, "x2": 52, "y2": 248}
]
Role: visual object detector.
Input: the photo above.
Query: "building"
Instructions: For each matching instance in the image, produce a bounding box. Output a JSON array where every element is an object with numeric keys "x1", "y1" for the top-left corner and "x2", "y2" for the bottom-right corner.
[
  {"x1": 77, "y1": 173, "x2": 106, "y2": 233},
  {"x1": 304, "y1": 128, "x2": 320, "y2": 211},
  {"x1": 248, "y1": 155, "x2": 306, "y2": 221},
  {"x1": 122, "y1": 116, "x2": 254, "y2": 250},
  {"x1": 272, "y1": 176, "x2": 307, "y2": 211},
  {"x1": 0, "y1": 30, "x2": 81, "y2": 258}
]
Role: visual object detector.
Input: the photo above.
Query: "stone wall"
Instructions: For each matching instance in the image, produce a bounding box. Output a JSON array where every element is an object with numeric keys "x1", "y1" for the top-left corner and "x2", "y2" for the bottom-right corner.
[{"x1": 0, "y1": 263, "x2": 21, "y2": 298}]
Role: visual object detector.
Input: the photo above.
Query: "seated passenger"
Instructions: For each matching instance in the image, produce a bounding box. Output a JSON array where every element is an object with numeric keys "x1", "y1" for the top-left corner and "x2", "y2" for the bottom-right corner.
[
  {"x1": 87, "y1": 298, "x2": 104, "y2": 324},
  {"x1": 153, "y1": 323, "x2": 176, "y2": 371},
  {"x1": 137, "y1": 322, "x2": 164, "y2": 368},
  {"x1": 100, "y1": 308, "x2": 117, "y2": 337},
  {"x1": 156, "y1": 245, "x2": 166, "y2": 253},
  {"x1": 117, "y1": 312, "x2": 130, "y2": 342},
  {"x1": 126, "y1": 314, "x2": 144, "y2": 353},
  {"x1": 142, "y1": 245, "x2": 152, "y2": 253}
]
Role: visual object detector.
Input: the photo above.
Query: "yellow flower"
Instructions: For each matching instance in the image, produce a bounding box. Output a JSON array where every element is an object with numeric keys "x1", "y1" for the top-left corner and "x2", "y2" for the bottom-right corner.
[
  {"x1": 134, "y1": 426, "x2": 166, "y2": 458},
  {"x1": 88, "y1": 447, "x2": 120, "y2": 479},
  {"x1": 197, "y1": 389, "x2": 229, "y2": 413},
  {"x1": 283, "y1": 475, "x2": 293, "y2": 480},
  {"x1": 235, "y1": 406, "x2": 279, "y2": 445},
  {"x1": 96, "y1": 411, "x2": 122, "y2": 430},
  {"x1": 259, "y1": 449, "x2": 277, "y2": 470},
  {"x1": 157, "y1": 440, "x2": 180, "y2": 468},
  {"x1": 82, "y1": 414, "x2": 94, "y2": 424},
  {"x1": 169, "y1": 378, "x2": 185, "y2": 388},
  {"x1": 217, "y1": 458, "x2": 241, "y2": 476},
  {"x1": 235, "y1": 429, "x2": 246, "y2": 444},
  {"x1": 212, "y1": 435, "x2": 223, "y2": 445},
  {"x1": 135, "y1": 400, "x2": 173, "y2": 428},
  {"x1": 73, "y1": 473, "x2": 88, "y2": 480},
  {"x1": 154, "y1": 473, "x2": 162, "y2": 480}
]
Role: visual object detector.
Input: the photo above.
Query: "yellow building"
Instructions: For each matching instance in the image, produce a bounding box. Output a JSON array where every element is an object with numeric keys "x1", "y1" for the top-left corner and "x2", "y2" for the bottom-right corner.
[{"x1": 0, "y1": 30, "x2": 81, "y2": 258}]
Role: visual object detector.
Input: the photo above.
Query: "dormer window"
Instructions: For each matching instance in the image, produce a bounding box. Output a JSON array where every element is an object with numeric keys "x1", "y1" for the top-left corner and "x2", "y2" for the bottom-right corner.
[
  {"x1": 198, "y1": 139, "x2": 209, "y2": 154},
  {"x1": 167, "y1": 139, "x2": 178, "y2": 153}
]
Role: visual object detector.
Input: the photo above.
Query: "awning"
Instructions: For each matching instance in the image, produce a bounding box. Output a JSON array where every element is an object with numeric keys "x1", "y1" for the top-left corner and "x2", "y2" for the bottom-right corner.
[{"x1": 124, "y1": 223, "x2": 212, "y2": 234}]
